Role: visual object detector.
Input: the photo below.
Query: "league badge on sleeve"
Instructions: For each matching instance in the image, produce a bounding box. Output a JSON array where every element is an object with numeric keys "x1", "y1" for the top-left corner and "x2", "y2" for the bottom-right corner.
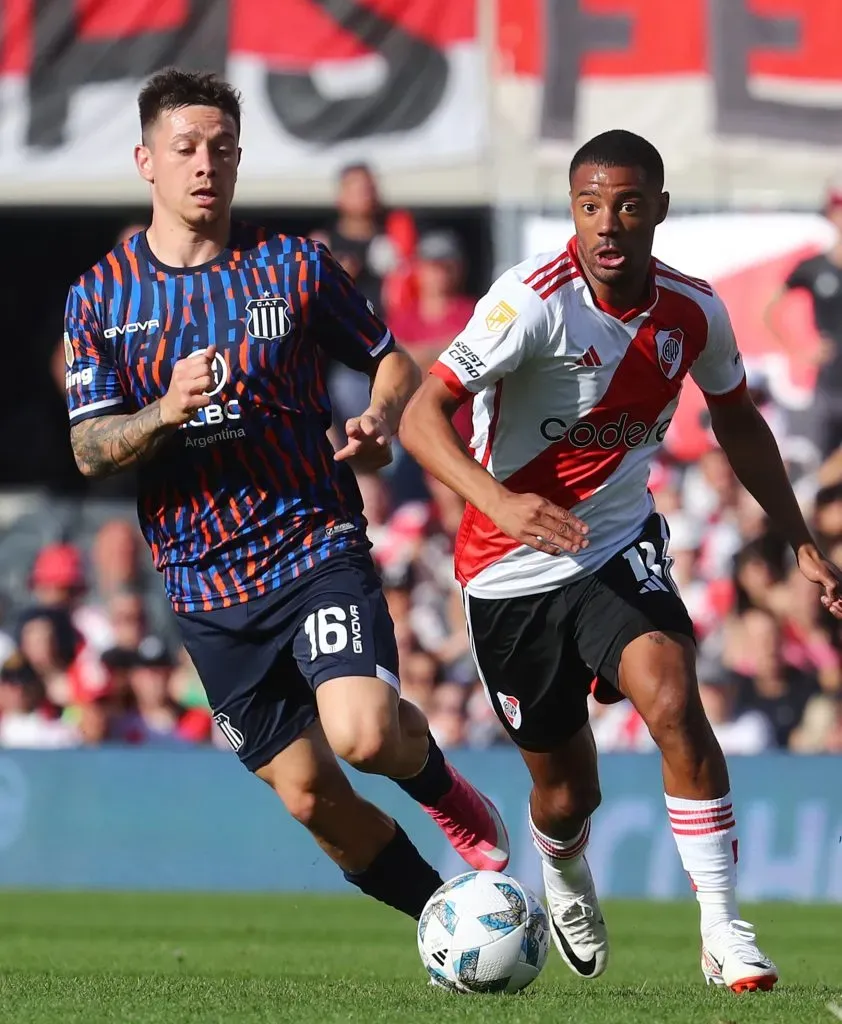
[
  {"x1": 655, "y1": 328, "x2": 684, "y2": 380},
  {"x1": 64, "y1": 332, "x2": 74, "y2": 368},
  {"x1": 246, "y1": 294, "x2": 291, "y2": 342},
  {"x1": 485, "y1": 300, "x2": 518, "y2": 333}
]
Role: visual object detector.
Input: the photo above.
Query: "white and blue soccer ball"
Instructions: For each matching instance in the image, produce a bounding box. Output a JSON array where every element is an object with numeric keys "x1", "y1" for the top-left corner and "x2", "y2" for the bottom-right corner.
[{"x1": 417, "y1": 870, "x2": 550, "y2": 994}]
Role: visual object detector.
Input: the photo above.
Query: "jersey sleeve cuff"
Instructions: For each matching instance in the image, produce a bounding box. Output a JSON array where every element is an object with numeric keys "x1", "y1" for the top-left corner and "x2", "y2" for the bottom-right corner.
[
  {"x1": 702, "y1": 375, "x2": 747, "y2": 405},
  {"x1": 68, "y1": 397, "x2": 126, "y2": 423},
  {"x1": 430, "y1": 362, "x2": 472, "y2": 403},
  {"x1": 369, "y1": 330, "x2": 395, "y2": 359}
]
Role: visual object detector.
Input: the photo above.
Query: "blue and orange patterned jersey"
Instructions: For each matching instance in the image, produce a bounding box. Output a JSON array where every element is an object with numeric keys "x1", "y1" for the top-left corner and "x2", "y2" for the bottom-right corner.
[{"x1": 64, "y1": 225, "x2": 395, "y2": 612}]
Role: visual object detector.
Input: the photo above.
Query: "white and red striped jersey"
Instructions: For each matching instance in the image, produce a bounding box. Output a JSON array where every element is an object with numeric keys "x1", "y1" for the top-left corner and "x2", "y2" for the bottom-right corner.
[{"x1": 431, "y1": 237, "x2": 746, "y2": 598}]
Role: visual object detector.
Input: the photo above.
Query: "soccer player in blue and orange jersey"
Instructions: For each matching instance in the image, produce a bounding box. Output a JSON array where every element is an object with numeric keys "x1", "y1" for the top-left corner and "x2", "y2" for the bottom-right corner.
[{"x1": 64, "y1": 69, "x2": 509, "y2": 920}]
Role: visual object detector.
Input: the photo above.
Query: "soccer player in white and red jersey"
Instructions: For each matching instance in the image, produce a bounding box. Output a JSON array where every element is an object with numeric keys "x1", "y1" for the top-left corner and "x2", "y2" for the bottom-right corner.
[{"x1": 400, "y1": 130, "x2": 842, "y2": 993}]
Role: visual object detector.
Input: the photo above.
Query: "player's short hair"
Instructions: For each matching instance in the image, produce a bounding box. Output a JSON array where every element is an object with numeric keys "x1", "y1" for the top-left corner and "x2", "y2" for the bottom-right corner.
[
  {"x1": 569, "y1": 130, "x2": 664, "y2": 190},
  {"x1": 138, "y1": 68, "x2": 242, "y2": 142}
]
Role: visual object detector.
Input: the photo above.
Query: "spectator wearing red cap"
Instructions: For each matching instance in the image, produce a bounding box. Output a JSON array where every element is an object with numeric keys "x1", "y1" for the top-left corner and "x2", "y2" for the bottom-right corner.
[
  {"x1": 763, "y1": 185, "x2": 842, "y2": 460},
  {"x1": 28, "y1": 532, "x2": 153, "y2": 654},
  {"x1": 29, "y1": 543, "x2": 86, "y2": 607},
  {"x1": 26, "y1": 544, "x2": 114, "y2": 699},
  {"x1": 29, "y1": 542, "x2": 100, "y2": 640}
]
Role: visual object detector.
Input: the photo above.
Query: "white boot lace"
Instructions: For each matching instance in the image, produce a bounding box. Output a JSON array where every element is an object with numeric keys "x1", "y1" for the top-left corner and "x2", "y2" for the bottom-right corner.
[
  {"x1": 720, "y1": 919, "x2": 765, "y2": 961},
  {"x1": 558, "y1": 894, "x2": 598, "y2": 936}
]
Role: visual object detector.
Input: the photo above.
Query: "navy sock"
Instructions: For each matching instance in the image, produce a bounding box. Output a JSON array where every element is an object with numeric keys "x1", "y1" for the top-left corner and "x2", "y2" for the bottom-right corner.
[
  {"x1": 343, "y1": 822, "x2": 443, "y2": 920},
  {"x1": 392, "y1": 733, "x2": 453, "y2": 807}
]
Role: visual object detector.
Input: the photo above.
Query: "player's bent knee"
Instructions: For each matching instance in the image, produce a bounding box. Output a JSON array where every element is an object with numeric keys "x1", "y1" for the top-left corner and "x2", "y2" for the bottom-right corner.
[
  {"x1": 581, "y1": 782, "x2": 602, "y2": 819},
  {"x1": 322, "y1": 704, "x2": 399, "y2": 770},
  {"x1": 281, "y1": 786, "x2": 321, "y2": 829},
  {"x1": 562, "y1": 783, "x2": 602, "y2": 823},
  {"x1": 641, "y1": 675, "x2": 705, "y2": 750},
  {"x1": 537, "y1": 780, "x2": 602, "y2": 826},
  {"x1": 276, "y1": 771, "x2": 357, "y2": 830},
  {"x1": 621, "y1": 633, "x2": 702, "y2": 745},
  {"x1": 317, "y1": 676, "x2": 401, "y2": 771},
  {"x1": 257, "y1": 767, "x2": 325, "y2": 829},
  {"x1": 331, "y1": 728, "x2": 395, "y2": 772}
]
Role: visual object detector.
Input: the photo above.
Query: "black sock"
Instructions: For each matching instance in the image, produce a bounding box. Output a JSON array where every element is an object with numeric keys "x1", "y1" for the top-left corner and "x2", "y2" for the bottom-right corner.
[
  {"x1": 392, "y1": 732, "x2": 453, "y2": 806},
  {"x1": 343, "y1": 822, "x2": 443, "y2": 919}
]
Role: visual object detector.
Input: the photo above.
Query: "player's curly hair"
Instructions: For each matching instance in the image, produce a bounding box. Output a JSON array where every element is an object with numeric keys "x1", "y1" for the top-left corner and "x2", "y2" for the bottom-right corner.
[
  {"x1": 138, "y1": 68, "x2": 242, "y2": 142},
  {"x1": 569, "y1": 129, "x2": 664, "y2": 190}
]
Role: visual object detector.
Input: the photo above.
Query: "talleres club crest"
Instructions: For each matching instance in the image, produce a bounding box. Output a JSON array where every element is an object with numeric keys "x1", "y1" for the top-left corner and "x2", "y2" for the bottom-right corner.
[{"x1": 246, "y1": 294, "x2": 291, "y2": 342}]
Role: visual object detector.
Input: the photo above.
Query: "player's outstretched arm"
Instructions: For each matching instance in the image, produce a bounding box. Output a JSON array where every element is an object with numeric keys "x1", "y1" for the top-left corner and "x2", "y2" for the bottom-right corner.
[
  {"x1": 70, "y1": 345, "x2": 217, "y2": 477},
  {"x1": 708, "y1": 389, "x2": 842, "y2": 617},
  {"x1": 400, "y1": 376, "x2": 588, "y2": 556},
  {"x1": 334, "y1": 348, "x2": 420, "y2": 471},
  {"x1": 364, "y1": 347, "x2": 421, "y2": 438}
]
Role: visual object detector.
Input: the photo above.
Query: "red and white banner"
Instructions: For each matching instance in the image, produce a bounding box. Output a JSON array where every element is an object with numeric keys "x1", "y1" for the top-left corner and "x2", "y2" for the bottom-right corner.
[
  {"x1": 0, "y1": 0, "x2": 483, "y2": 202},
  {"x1": 1, "y1": 1, "x2": 842, "y2": 204},
  {"x1": 498, "y1": 0, "x2": 842, "y2": 144},
  {"x1": 493, "y1": 0, "x2": 842, "y2": 207}
]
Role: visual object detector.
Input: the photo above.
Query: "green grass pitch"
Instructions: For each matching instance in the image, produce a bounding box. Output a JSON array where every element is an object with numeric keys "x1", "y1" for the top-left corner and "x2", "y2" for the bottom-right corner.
[{"x1": 0, "y1": 893, "x2": 837, "y2": 1023}]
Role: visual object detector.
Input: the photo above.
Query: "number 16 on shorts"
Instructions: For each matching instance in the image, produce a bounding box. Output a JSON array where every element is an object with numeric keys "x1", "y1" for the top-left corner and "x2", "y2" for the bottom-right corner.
[{"x1": 304, "y1": 605, "x2": 364, "y2": 659}]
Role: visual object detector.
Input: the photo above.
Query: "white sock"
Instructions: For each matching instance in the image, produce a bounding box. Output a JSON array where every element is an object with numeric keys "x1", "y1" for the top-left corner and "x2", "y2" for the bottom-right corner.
[
  {"x1": 665, "y1": 792, "x2": 740, "y2": 937},
  {"x1": 529, "y1": 808, "x2": 591, "y2": 891}
]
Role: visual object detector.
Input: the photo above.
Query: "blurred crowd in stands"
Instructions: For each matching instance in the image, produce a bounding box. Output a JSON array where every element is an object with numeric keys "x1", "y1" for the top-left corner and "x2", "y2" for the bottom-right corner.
[{"x1": 1, "y1": 165, "x2": 842, "y2": 755}]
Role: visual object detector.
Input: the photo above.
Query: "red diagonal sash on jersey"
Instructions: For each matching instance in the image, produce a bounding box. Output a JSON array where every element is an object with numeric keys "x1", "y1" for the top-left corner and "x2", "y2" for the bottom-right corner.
[{"x1": 454, "y1": 290, "x2": 708, "y2": 585}]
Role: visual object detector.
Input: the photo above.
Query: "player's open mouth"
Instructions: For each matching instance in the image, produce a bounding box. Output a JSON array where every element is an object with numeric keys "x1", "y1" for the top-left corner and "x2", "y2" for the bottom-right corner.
[
  {"x1": 192, "y1": 189, "x2": 218, "y2": 205},
  {"x1": 594, "y1": 248, "x2": 626, "y2": 269}
]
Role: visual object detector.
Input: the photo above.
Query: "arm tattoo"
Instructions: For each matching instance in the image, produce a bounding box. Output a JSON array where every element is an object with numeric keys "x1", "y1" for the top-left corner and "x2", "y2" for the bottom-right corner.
[{"x1": 70, "y1": 402, "x2": 175, "y2": 477}]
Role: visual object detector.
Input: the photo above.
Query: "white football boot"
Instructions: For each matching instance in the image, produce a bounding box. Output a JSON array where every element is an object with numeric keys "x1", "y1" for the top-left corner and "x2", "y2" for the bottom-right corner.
[
  {"x1": 701, "y1": 919, "x2": 778, "y2": 993},
  {"x1": 542, "y1": 858, "x2": 609, "y2": 979}
]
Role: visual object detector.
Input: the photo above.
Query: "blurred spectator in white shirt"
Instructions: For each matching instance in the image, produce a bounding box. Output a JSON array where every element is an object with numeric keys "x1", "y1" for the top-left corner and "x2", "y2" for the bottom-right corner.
[
  {"x1": 0, "y1": 656, "x2": 76, "y2": 748},
  {"x1": 698, "y1": 675, "x2": 774, "y2": 755}
]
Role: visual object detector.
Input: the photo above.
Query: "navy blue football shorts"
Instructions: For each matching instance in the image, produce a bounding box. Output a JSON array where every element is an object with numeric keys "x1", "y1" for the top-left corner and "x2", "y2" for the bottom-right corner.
[{"x1": 175, "y1": 551, "x2": 400, "y2": 771}]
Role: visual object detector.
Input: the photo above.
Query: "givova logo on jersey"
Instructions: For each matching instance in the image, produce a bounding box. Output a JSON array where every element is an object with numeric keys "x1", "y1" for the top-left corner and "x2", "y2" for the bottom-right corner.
[{"x1": 539, "y1": 411, "x2": 673, "y2": 449}]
